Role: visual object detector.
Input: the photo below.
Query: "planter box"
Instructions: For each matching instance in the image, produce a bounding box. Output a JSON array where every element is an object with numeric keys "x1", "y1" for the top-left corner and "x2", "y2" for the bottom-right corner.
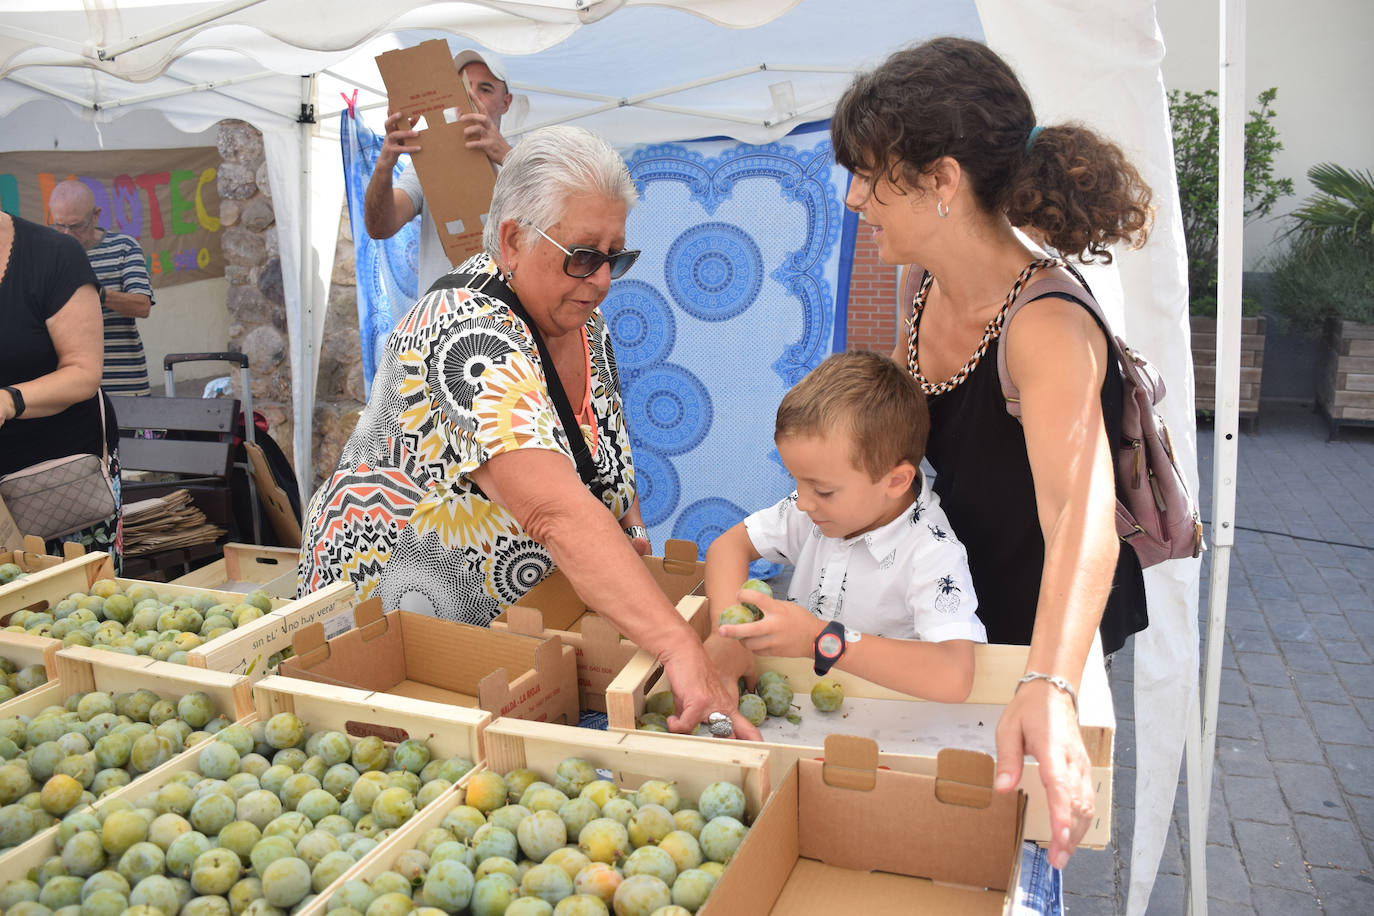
[
  {"x1": 701, "y1": 737, "x2": 1024, "y2": 916},
  {"x1": 169, "y1": 543, "x2": 299, "y2": 598},
  {"x1": 490, "y1": 539, "x2": 706, "y2": 712},
  {"x1": 281, "y1": 597, "x2": 579, "y2": 726},
  {"x1": 1192, "y1": 315, "x2": 1266, "y2": 423},
  {"x1": 606, "y1": 638, "x2": 1114, "y2": 848},
  {"x1": 1319, "y1": 318, "x2": 1374, "y2": 437}
]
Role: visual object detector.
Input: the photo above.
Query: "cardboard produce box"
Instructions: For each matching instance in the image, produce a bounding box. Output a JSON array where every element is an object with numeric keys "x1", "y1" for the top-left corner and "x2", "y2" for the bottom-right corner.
[
  {"x1": 701, "y1": 736, "x2": 1025, "y2": 915},
  {"x1": 0, "y1": 534, "x2": 85, "y2": 578},
  {"x1": 170, "y1": 543, "x2": 300, "y2": 598},
  {"x1": 490, "y1": 539, "x2": 707, "y2": 711},
  {"x1": 607, "y1": 640, "x2": 1114, "y2": 848},
  {"x1": 281, "y1": 597, "x2": 579, "y2": 726},
  {"x1": 375, "y1": 38, "x2": 497, "y2": 267}
]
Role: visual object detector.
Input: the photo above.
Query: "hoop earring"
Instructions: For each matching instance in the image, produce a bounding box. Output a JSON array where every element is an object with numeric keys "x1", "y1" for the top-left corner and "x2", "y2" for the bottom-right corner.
[{"x1": 937, "y1": 199, "x2": 950, "y2": 219}]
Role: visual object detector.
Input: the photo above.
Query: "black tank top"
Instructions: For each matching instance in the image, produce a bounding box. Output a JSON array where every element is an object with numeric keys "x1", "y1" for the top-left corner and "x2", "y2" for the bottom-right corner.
[{"x1": 923, "y1": 294, "x2": 1147, "y2": 655}]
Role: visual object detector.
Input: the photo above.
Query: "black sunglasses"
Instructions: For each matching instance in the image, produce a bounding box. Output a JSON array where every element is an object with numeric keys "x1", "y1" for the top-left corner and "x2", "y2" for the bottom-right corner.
[{"x1": 529, "y1": 223, "x2": 640, "y2": 279}]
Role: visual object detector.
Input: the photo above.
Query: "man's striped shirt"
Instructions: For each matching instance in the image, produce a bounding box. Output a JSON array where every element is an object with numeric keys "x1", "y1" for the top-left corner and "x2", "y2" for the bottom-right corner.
[{"x1": 88, "y1": 231, "x2": 155, "y2": 396}]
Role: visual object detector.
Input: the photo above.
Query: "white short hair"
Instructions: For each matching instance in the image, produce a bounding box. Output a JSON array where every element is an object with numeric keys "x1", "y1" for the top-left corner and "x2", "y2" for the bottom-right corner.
[{"x1": 483, "y1": 125, "x2": 638, "y2": 255}]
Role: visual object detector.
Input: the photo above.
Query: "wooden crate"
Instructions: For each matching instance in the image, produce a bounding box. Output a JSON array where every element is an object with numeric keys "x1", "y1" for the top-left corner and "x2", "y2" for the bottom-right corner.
[
  {"x1": 170, "y1": 543, "x2": 300, "y2": 598},
  {"x1": 0, "y1": 552, "x2": 286, "y2": 625},
  {"x1": 0, "y1": 649, "x2": 253, "y2": 871},
  {"x1": 299, "y1": 715, "x2": 772, "y2": 916},
  {"x1": 0, "y1": 536, "x2": 86, "y2": 577},
  {"x1": 492, "y1": 592, "x2": 710, "y2": 713},
  {"x1": 605, "y1": 637, "x2": 1115, "y2": 849},
  {"x1": 1191, "y1": 315, "x2": 1266, "y2": 419},
  {"x1": 187, "y1": 580, "x2": 356, "y2": 680},
  {"x1": 1320, "y1": 319, "x2": 1374, "y2": 430},
  {"x1": 0, "y1": 630, "x2": 60, "y2": 712}
]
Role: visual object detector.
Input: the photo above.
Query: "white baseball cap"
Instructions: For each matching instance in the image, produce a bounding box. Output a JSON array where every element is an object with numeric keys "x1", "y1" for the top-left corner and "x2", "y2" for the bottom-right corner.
[{"x1": 452, "y1": 48, "x2": 509, "y2": 85}]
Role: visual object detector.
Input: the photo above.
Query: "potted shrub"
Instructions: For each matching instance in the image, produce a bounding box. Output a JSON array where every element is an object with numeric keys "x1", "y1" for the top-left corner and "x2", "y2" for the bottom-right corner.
[
  {"x1": 1268, "y1": 163, "x2": 1374, "y2": 438},
  {"x1": 1169, "y1": 87, "x2": 1293, "y2": 424}
]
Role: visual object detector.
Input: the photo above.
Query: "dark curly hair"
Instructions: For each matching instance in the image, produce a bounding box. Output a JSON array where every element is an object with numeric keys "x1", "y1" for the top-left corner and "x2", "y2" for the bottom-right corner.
[{"x1": 832, "y1": 37, "x2": 1152, "y2": 262}]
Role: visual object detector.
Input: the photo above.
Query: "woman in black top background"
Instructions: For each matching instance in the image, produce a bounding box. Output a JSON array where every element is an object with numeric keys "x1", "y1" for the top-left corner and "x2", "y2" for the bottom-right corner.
[{"x1": 0, "y1": 209, "x2": 119, "y2": 564}]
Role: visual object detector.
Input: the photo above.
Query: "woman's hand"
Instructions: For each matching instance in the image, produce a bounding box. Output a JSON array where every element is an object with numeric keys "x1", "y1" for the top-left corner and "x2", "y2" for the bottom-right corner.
[
  {"x1": 717, "y1": 591, "x2": 822, "y2": 659},
  {"x1": 994, "y1": 678, "x2": 1093, "y2": 869},
  {"x1": 660, "y1": 638, "x2": 762, "y2": 742}
]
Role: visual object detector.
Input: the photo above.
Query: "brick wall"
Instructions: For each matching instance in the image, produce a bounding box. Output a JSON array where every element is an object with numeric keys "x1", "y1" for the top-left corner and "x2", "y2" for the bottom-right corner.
[{"x1": 844, "y1": 224, "x2": 902, "y2": 354}]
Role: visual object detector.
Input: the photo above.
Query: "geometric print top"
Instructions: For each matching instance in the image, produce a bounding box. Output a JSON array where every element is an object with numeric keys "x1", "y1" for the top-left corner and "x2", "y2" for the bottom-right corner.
[
  {"x1": 87, "y1": 230, "x2": 155, "y2": 396},
  {"x1": 298, "y1": 253, "x2": 637, "y2": 624}
]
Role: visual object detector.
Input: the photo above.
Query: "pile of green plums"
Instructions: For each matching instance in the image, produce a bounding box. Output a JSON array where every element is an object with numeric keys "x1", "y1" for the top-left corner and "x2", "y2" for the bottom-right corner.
[
  {"x1": 0, "y1": 688, "x2": 230, "y2": 851},
  {"x1": 0, "y1": 562, "x2": 28, "y2": 586},
  {"x1": 331, "y1": 757, "x2": 751, "y2": 916},
  {"x1": 0, "y1": 658, "x2": 49, "y2": 704},
  {"x1": 0, "y1": 710, "x2": 472, "y2": 916},
  {"x1": 3, "y1": 579, "x2": 276, "y2": 666}
]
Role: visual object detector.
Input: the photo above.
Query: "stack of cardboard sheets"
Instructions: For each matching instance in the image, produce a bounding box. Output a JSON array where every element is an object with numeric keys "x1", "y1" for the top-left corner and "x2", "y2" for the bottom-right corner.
[{"x1": 122, "y1": 489, "x2": 226, "y2": 556}]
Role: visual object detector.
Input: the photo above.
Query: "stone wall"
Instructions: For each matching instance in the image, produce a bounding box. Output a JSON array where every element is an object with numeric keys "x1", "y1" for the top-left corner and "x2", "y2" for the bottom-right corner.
[{"x1": 214, "y1": 120, "x2": 363, "y2": 496}]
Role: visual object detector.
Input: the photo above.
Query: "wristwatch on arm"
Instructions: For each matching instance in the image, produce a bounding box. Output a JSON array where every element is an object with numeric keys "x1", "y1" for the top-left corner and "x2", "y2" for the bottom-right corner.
[
  {"x1": 2, "y1": 386, "x2": 24, "y2": 419},
  {"x1": 814, "y1": 620, "x2": 861, "y2": 675}
]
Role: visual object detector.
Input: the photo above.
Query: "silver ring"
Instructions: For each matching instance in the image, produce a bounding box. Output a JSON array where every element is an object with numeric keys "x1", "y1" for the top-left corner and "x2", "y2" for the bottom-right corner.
[{"x1": 706, "y1": 711, "x2": 734, "y2": 737}]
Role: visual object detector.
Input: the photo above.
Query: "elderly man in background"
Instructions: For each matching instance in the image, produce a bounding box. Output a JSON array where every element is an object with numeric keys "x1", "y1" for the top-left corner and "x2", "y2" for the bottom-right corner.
[
  {"x1": 364, "y1": 48, "x2": 514, "y2": 290},
  {"x1": 48, "y1": 179, "x2": 156, "y2": 397}
]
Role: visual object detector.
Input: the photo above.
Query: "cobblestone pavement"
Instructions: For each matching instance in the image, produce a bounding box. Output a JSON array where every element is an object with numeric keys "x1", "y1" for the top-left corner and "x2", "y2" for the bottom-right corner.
[{"x1": 1064, "y1": 403, "x2": 1374, "y2": 914}]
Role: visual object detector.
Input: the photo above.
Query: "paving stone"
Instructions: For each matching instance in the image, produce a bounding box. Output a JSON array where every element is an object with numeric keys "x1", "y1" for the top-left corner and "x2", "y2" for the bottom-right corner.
[
  {"x1": 1292, "y1": 813, "x2": 1372, "y2": 870},
  {"x1": 1333, "y1": 660, "x2": 1374, "y2": 699},
  {"x1": 1236, "y1": 651, "x2": 1295, "y2": 688},
  {"x1": 1062, "y1": 892, "x2": 1118, "y2": 915},
  {"x1": 1292, "y1": 671, "x2": 1351, "y2": 705},
  {"x1": 1205, "y1": 841, "x2": 1253, "y2": 903},
  {"x1": 1229, "y1": 627, "x2": 1279, "y2": 655},
  {"x1": 1270, "y1": 617, "x2": 1323, "y2": 645},
  {"x1": 1235, "y1": 818, "x2": 1311, "y2": 889},
  {"x1": 1324, "y1": 640, "x2": 1372, "y2": 665},
  {"x1": 1259, "y1": 711, "x2": 1325, "y2": 764},
  {"x1": 1306, "y1": 701, "x2": 1373, "y2": 747},
  {"x1": 1222, "y1": 774, "x2": 1291, "y2": 826},
  {"x1": 1348, "y1": 795, "x2": 1374, "y2": 844},
  {"x1": 1218, "y1": 669, "x2": 1250, "y2": 706},
  {"x1": 1309, "y1": 614, "x2": 1357, "y2": 640},
  {"x1": 1250, "y1": 885, "x2": 1323, "y2": 915},
  {"x1": 1275, "y1": 762, "x2": 1347, "y2": 817},
  {"x1": 1143, "y1": 872, "x2": 1184, "y2": 913},
  {"x1": 1217, "y1": 738, "x2": 1275, "y2": 779},
  {"x1": 1308, "y1": 865, "x2": 1374, "y2": 914},
  {"x1": 1326, "y1": 744, "x2": 1374, "y2": 797},
  {"x1": 1215, "y1": 701, "x2": 1260, "y2": 740},
  {"x1": 1250, "y1": 681, "x2": 1307, "y2": 715},
  {"x1": 1276, "y1": 639, "x2": 1333, "y2": 673},
  {"x1": 1249, "y1": 575, "x2": 1297, "y2": 601}
]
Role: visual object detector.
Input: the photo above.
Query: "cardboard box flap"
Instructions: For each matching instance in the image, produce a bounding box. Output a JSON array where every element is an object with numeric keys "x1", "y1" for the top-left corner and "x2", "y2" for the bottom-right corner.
[
  {"x1": 503, "y1": 604, "x2": 546, "y2": 638},
  {"x1": 822, "y1": 734, "x2": 880, "y2": 791},
  {"x1": 291, "y1": 621, "x2": 331, "y2": 668},
  {"x1": 935, "y1": 747, "x2": 995, "y2": 809},
  {"x1": 352, "y1": 597, "x2": 388, "y2": 640},
  {"x1": 578, "y1": 612, "x2": 622, "y2": 649},
  {"x1": 658, "y1": 538, "x2": 701, "y2": 577},
  {"x1": 797, "y1": 747, "x2": 1022, "y2": 892}
]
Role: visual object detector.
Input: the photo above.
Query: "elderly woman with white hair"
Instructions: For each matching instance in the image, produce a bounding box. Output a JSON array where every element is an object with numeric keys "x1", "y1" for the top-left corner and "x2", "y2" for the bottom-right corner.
[{"x1": 301, "y1": 126, "x2": 758, "y2": 739}]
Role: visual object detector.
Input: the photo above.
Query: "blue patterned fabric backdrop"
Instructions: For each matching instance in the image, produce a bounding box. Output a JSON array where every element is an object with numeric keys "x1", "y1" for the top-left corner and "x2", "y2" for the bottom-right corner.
[
  {"x1": 339, "y1": 109, "x2": 421, "y2": 396},
  {"x1": 610, "y1": 121, "x2": 857, "y2": 573}
]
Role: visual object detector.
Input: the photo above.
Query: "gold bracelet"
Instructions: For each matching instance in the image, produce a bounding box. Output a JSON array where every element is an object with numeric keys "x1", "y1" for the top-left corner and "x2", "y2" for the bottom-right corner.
[{"x1": 1016, "y1": 671, "x2": 1078, "y2": 713}]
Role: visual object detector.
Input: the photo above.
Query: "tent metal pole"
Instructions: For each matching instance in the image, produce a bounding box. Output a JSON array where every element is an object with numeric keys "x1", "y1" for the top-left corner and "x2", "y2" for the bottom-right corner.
[
  {"x1": 98, "y1": 0, "x2": 270, "y2": 60},
  {"x1": 296, "y1": 75, "x2": 317, "y2": 509},
  {"x1": 1190, "y1": 0, "x2": 1247, "y2": 912}
]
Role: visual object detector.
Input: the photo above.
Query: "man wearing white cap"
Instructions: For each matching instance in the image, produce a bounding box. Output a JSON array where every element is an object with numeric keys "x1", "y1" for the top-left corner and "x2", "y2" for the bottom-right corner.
[{"x1": 364, "y1": 49, "x2": 514, "y2": 290}]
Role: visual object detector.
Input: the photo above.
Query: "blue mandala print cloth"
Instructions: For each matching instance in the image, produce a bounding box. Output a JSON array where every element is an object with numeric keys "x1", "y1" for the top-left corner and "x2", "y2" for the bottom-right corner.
[
  {"x1": 340, "y1": 109, "x2": 422, "y2": 395},
  {"x1": 609, "y1": 122, "x2": 858, "y2": 572}
]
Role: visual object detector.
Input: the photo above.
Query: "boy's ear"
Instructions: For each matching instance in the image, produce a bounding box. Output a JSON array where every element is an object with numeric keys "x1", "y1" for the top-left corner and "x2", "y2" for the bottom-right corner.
[{"x1": 886, "y1": 460, "x2": 917, "y2": 495}]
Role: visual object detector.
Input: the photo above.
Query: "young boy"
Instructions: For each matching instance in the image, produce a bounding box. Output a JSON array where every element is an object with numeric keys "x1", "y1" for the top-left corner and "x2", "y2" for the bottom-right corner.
[{"x1": 705, "y1": 351, "x2": 985, "y2": 703}]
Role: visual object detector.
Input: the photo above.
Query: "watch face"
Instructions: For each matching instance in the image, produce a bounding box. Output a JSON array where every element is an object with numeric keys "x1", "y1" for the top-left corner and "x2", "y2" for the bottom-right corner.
[{"x1": 817, "y1": 632, "x2": 843, "y2": 659}]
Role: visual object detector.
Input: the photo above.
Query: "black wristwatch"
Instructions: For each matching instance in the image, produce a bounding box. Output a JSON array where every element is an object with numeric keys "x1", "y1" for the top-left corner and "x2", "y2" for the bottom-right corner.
[
  {"x1": 813, "y1": 620, "x2": 847, "y2": 676},
  {"x1": 98, "y1": 285, "x2": 107, "y2": 305},
  {"x1": 2, "y1": 386, "x2": 24, "y2": 419}
]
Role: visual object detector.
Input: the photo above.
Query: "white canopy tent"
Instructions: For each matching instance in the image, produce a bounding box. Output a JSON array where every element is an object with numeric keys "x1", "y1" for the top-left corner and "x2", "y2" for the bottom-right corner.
[{"x1": 1, "y1": 2, "x2": 1237, "y2": 912}]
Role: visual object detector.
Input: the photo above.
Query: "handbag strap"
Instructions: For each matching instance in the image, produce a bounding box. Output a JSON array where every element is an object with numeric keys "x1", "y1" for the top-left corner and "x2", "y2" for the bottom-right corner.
[{"x1": 424, "y1": 267, "x2": 609, "y2": 501}]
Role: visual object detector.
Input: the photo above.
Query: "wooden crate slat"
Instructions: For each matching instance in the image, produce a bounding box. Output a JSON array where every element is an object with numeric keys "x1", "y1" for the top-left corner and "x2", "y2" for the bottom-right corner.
[
  {"x1": 188, "y1": 581, "x2": 355, "y2": 679},
  {"x1": 171, "y1": 544, "x2": 299, "y2": 594}
]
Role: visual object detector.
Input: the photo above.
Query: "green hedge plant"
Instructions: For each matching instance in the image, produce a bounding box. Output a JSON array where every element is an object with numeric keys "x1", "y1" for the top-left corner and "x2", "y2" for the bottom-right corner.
[
  {"x1": 1269, "y1": 163, "x2": 1374, "y2": 334},
  {"x1": 1168, "y1": 87, "x2": 1293, "y2": 317}
]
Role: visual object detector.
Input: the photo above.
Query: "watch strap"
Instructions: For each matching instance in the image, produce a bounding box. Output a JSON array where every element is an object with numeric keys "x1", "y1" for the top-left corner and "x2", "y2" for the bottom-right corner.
[
  {"x1": 2, "y1": 386, "x2": 24, "y2": 418},
  {"x1": 813, "y1": 619, "x2": 846, "y2": 676}
]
